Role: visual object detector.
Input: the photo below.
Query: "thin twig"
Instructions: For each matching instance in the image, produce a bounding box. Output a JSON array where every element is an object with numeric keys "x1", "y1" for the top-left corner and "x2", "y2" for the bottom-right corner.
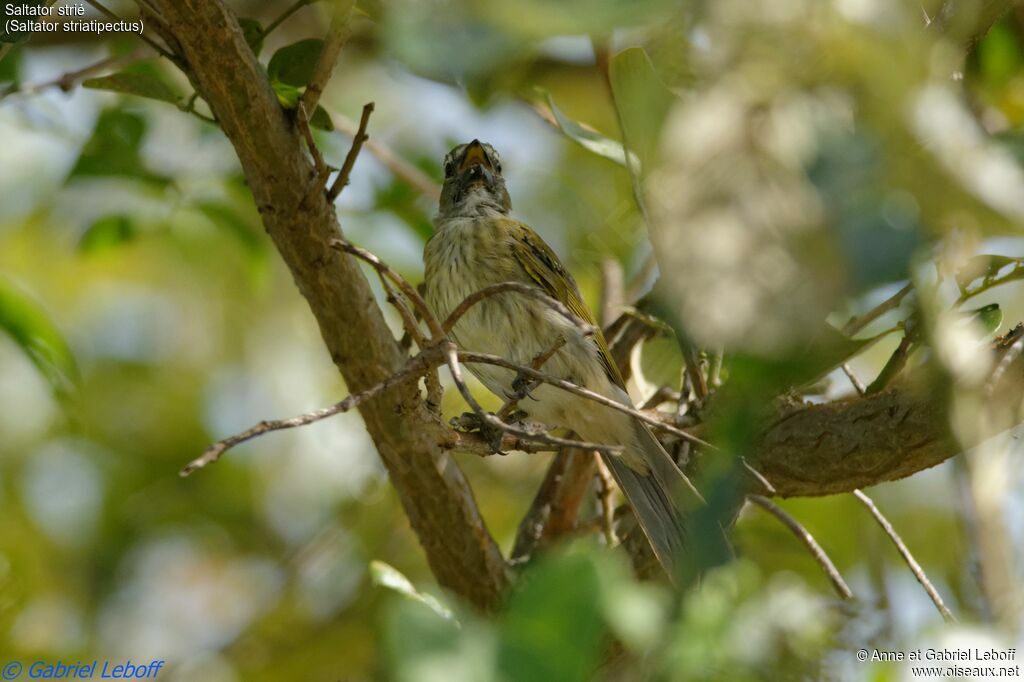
[
  {"x1": 330, "y1": 237, "x2": 444, "y2": 339},
  {"x1": 842, "y1": 363, "x2": 866, "y2": 395},
  {"x1": 749, "y1": 495, "x2": 853, "y2": 600},
  {"x1": 327, "y1": 101, "x2": 373, "y2": 202},
  {"x1": 496, "y1": 336, "x2": 566, "y2": 420},
  {"x1": 443, "y1": 281, "x2": 597, "y2": 336},
  {"x1": 852, "y1": 489, "x2": 956, "y2": 622},
  {"x1": 682, "y1": 343, "x2": 709, "y2": 401},
  {"x1": 297, "y1": 101, "x2": 330, "y2": 186},
  {"x1": 84, "y1": 0, "x2": 177, "y2": 61},
  {"x1": 331, "y1": 111, "x2": 441, "y2": 200},
  {"x1": 640, "y1": 386, "x2": 680, "y2": 410},
  {"x1": 459, "y1": 350, "x2": 715, "y2": 449},
  {"x1": 740, "y1": 458, "x2": 776, "y2": 496},
  {"x1": 181, "y1": 346, "x2": 444, "y2": 476},
  {"x1": 377, "y1": 271, "x2": 426, "y2": 349},
  {"x1": 956, "y1": 260, "x2": 1024, "y2": 307},
  {"x1": 443, "y1": 343, "x2": 624, "y2": 456},
  {"x1": 300, "y1": 0, "x2": 355, "y2": 113},
  {"x1": 262, "y1": 0, "x2": 313, "y2": 37},
  {"x1": 510, "y1": 448, "x2": 599, "y2": 561},
  {"x1": 986, "y1": 325, "x2": 1024, "y2": 399},
  {"x1": 1, "y1": 49, "x2": 144, "y2": 100},
  {"x1": 594, "y1": 455, "x2": 618, "y2": 546},
  {"x1": 843, "y1": 282, "x2": 914, "y2": 337}
]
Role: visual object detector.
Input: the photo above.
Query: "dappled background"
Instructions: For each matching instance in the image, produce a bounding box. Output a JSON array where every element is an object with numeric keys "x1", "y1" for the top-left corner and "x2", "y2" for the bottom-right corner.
[{"x1": 1, "y1": 0, "x2": 1024, "y2": 680}]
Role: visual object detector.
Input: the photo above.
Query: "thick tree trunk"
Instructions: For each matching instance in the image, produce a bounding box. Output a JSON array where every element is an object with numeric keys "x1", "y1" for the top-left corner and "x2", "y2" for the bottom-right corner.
[{"x1": 152, "y1": 0, "x2": 509, "y2": 611}]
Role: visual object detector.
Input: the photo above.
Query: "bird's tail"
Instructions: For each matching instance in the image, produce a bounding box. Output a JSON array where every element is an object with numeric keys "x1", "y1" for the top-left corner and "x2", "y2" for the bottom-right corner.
[{"x1": 602, "y1": 423, "x2": 728, "y2": 583}]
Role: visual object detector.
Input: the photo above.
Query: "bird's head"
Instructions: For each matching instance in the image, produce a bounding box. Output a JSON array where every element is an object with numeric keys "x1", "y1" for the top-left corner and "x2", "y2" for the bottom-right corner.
[{"x1": 438, "y1": 139, "x2": 512, "y2": 218}]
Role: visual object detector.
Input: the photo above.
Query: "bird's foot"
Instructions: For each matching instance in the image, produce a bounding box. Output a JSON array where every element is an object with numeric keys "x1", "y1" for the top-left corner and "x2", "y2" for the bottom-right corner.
[{"x1": 507, "y1": 375, "x2": 539, "y2": 402}]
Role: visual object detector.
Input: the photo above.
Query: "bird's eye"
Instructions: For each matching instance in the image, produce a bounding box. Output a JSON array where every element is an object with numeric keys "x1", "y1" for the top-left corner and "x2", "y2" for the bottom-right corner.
[
  {"x1": 444, "y1": 161, "x2": 454, "y2": 177},
  {"x1": 495, "y1": 161, "x2": 502, "y2": 173}
]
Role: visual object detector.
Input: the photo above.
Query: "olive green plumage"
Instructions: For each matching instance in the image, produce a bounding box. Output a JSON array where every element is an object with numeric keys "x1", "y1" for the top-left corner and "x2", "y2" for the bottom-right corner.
[{"x1": 424, "y1": 139, "x2": 706, "y2": 579}]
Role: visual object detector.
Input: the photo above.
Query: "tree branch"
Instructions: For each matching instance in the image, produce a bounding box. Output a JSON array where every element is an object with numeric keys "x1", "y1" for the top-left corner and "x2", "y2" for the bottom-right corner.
[
  {"x1": 748, "y1": 495, "x2": 853, "y2": 601},
  {"x1": 327, "y1": 101, "x2": 373, "y2": 201},
  {"x1": 754, "y1": 324, "x2": 1024, "y2": 497},
  {"x1": 153, "y1": 0, "x2": 509, "y2": 611},
  {"x1": 853, "y1": 489, "x2": 955, "y2": 621},
  {"x1": 300, "y1": 0, "x2": 355, "y2": 113}
]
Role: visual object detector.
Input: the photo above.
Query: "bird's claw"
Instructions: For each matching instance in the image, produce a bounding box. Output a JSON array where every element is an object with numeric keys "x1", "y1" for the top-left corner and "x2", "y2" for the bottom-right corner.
[{"x1": 508, "y1": 375, "x2": 538, "y2": 402}]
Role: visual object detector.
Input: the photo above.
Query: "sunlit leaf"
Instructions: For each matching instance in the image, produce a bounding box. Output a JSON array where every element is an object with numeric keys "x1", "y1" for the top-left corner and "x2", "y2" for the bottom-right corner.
[
  {"x1": 67, "y1": 108, "x2": 170, "y2": 187},
  {"x1": 78, "y1": 214, "x2": 136, "y2": 252},
  {"x1": 370, "y1": 560, "x2": 455, "y2": 622},
  {"x1": 83, "y1": 70, "x2": 183, "y2": 105},
  {"x1": 268, "y1": 38, "x2": 324, "y2": 88},
  {"x1": 0, "y1": 276, "x2": 79, "y2": 399},
  {"x1": 542, "y1": 91, "x2": 637, "y2": 170},
  {"x1": 271, "y1": 81, "x2": 301, "y2": 109},
  {"x1": 609, "y1": 47, "x2": 673, "y2": 173}
]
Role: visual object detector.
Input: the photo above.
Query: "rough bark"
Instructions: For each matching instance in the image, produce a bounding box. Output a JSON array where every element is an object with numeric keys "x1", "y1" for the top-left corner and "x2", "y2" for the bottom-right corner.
[
  {"x1": 152, "y1": 0, "x2": 509, "y2": 611},
  {"x1": 753, "y1": 327, "x2": 1024, "y2": 497}
]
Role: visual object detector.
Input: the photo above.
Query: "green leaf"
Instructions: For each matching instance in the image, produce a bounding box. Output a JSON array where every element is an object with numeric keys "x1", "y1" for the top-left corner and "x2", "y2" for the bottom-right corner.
[
  {"x1": 542, "y1": 90, "x2": 638, "y2": 170},
  {"x1": 637, "y1": 335, "x2": 683, "y2": 393},
  {"x1": 238, "y1": 17, "x2": 264, "y2": 56},
  {"x1": 309, "y1": 104, "x2": 334, "y2": 131},
  {"x1": 271, "y1": 80, "x2": 301, "y2": 109},
  {"x1": 608, "y1": 47, "x2": 673, "y2": 174},
  {"x1": 955, "y1": 254, "x2": 1024, "y2": 292},
  {"x1": 78, "y1": 214, "x2": 136, "y2": 252},
  {"x1": 83, "y1": 70, "x2": 183, "y2": 105},
  {"x1": 370, "y1": 560, "x2": 455, "y2": 622},
  {"x1": 68, "y1": 108, "x2": 169, "y2": 187},
  {"x1": 0, "y1": 44, "x2": 21, "y2": 85},
  {"x1": 0, "y1": 276, "x2": 79, "y2": 399},
  {"x1": 977, "y1": 21, "x2": 1020, "y2": 88},
  {"x1": 268, "y1": 38, "x2": 324, "y2": 88},
  {"x1": 970, "y1": 303, "x2": 1003, "y2": 335},
  {"x1": 497, "y1": 552, "x2": 606, "y2": 682}
]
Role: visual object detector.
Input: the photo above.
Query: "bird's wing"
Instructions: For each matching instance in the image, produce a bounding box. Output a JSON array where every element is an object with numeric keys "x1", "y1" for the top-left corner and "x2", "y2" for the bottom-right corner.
[{"x1": 502, "y1": 218, "x2": 627, "y2": 389}]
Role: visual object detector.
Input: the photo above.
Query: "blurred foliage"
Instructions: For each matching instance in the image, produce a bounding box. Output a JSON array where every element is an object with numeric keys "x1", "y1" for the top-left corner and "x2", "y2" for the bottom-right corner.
[{"x1": 0, "y1": 0, "x2": 1023, "y2": 680}]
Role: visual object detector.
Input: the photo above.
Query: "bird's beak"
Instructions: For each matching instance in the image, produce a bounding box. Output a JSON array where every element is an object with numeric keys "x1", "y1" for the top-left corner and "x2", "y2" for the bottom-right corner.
[{"x1": 459, "y1": 139, "x2": 492, "y2": 173}]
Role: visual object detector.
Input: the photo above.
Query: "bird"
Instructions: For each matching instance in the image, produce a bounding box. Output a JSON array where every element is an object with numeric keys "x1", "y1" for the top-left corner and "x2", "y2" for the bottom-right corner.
[{"x1": 423, "y1": 139, "x2": 714, "y2": 579}]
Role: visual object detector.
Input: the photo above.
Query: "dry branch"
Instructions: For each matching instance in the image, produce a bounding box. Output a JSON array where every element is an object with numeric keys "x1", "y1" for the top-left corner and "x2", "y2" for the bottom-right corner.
[
  {"x1": 754, "y1": 324, "x2": 1024, "y2": 497},
  {"x1": 853, "y1": 489, "x2": 956, "y2": 621},
  {"x1": 153, "y1": 0, "x2": 509, "y2": 611},
  {"x1": 300, "y1": 0, "x2": 356, "y2": 113},
  {"x1": 328, "y1": 101, "x2": 373, "y2": 201},
  {"x1": 749, "y1": 495, "x2": 853, "y2": 601}
]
